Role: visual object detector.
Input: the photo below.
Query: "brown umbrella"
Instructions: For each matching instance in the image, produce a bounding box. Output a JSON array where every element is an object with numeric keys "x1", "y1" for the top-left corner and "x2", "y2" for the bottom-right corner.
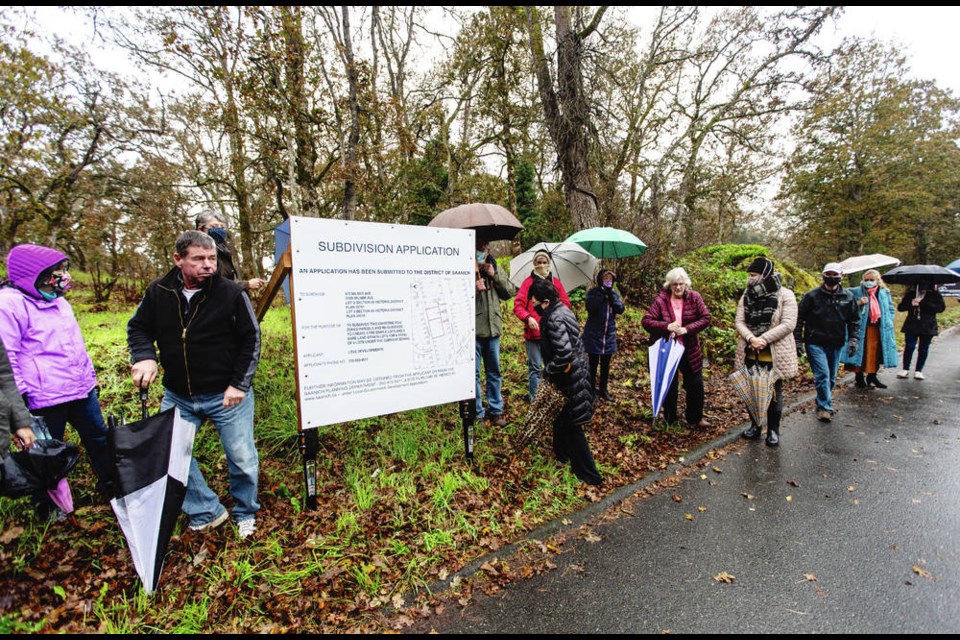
[
  {"x1": 428, "y1": 203, "x2": 524, "y2": 241},
  {"x1": 728, "y1": 357, "x2": 780, "y2": 427}
]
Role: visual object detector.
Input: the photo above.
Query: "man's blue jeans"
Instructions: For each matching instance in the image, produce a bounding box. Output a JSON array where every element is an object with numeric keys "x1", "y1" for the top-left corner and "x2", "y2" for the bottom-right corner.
[
  {"x1": 161, "y1": 388, "x2": 260, "y2": 526},
  {"x1": 475, "y1": 337, "x2": 503, "y2": 419},
  {"x1": 806, "y1": 343, "x2": 842, "y2": 413},
  {"x1": 524, "y1": 339, "x2": 543, "y2": 402}
]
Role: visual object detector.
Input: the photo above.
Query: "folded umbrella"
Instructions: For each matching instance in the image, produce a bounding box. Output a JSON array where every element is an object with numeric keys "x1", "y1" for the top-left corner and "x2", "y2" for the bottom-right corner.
[
  {"x1": 728, "y1": 355, "x2": 780, "y2": 427},
  {"x1": 648, "y1": 337, "x2": 684, "y2": 421},
  {"x1": 0, "y1": 437, "x2": 79, "y2": 499},
  {"x1": 508, "y1": 241, "x2": 599, "y2": 291},
  {"x1": 109, "y1": 392, "x2": 197, "y2": 594}
]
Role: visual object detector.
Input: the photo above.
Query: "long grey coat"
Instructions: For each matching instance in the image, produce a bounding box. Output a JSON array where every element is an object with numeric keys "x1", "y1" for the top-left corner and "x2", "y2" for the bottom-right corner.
[{"x1": 734, "y1": 287, "x2": 799, "y2": 380}]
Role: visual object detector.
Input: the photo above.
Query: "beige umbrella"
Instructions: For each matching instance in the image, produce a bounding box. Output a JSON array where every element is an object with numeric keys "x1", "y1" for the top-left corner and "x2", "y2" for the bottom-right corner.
[
  {"x1": 838, "y1": 253, "x2": 900, "y2": 275},
  {"x1": 728, "y1": 356, "x2": 780, "y2": 427},
  {"x1": 428, "y1": 203, "x2": 523, "y2": 241}
]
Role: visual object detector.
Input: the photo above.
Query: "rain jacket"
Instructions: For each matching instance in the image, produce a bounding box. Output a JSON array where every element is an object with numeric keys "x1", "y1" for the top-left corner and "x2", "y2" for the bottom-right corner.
[
  {"x1": 734, "y1": 287, "x2": 799, "y2": 380},
  {"x1": 582, "y1": 272, "x2": 625, "y2": 356},
  {"x1": 840, "y1": 284, "x2": 898, "y2": 368},
  {"x1": 0, "y1": 340, "x2": 33, "y2": 455},
  {"x1": 641, "y1": 288, "x2": 712, "y2": 373},
  {"x1": 898, "y1": 289, "x2": 946, "y2": 336},
  {"x1": 127, "y1": 268, "x2": 261, "y2": 396},
  {"x1": 0, "y1": 244, "x2": 98, "y2": 410},
  {"x1": 794, "y1": 285, "x2": 860, "y2": 348},
  {"x1": 475, "y1": 255, "x2": 516, "y2": 339},
  {"x1": 513, "y1": 273, "x2": 570, "y2": 341},
  {"x1": 539, "y1": 299, "x2": 594, "y2": 426}
]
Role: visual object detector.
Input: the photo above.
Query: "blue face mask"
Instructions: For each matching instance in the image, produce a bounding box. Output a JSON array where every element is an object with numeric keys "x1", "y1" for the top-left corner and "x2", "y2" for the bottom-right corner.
[
  {"x1": 862, "y1": 280, "x2": 877, "y2": 289},
  {"x1": 476, "y1": 250, "x2": 486, "y2": 263},
  {"x1": 39, "y1": 289, "x2": 57, "y2": 302},
  {"x1": 207, "y1": 227, "x2": 227, "y2": 243}
]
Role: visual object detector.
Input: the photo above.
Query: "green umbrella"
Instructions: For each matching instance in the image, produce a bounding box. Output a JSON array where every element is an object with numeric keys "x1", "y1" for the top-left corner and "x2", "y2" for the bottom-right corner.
[{"x1": 565, "y1": 227, "x2": 647, "y2": 259}]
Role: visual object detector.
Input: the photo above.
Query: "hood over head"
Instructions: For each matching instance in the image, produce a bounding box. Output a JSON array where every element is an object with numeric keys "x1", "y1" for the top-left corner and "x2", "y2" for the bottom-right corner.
[{"x1": 5, "y1": 244, "x2": 68, "y2": 300}]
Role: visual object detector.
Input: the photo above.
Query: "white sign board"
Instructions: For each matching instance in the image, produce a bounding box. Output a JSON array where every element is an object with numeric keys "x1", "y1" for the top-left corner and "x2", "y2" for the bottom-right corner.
[{"x1": 289, "y1": 216, "x2": 476, "y2": 428}]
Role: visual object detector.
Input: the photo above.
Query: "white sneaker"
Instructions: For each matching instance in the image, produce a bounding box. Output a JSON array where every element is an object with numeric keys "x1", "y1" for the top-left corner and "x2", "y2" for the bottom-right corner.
[
  {"x1": 914, "y1": 371, "x2": 925, "y2": 380},
  {"x1": 897, "y1": 370, "x2": 909, "y2": 379},
  {"x1": 189, "y1": 509, "x2": 229, "y2": 532},
  {"x1": 237, "y1": 518, "x2": 256, "y2": 539}
]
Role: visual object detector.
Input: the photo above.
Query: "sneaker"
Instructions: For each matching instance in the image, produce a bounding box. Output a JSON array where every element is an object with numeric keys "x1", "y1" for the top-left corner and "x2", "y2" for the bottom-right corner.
[
  {"x1": 189, "y1": 510, "x2": 229, "y2": 532},
  {"x1": 237, "y1": 518, "x2": 256, "y2": 539},
  {"x1": 914, "y1": 371, "x2": 925, "y2": 380},
  {"x1": 897, "y1": 370, "x2": 910, "y2": 379},
  {"x1": 816, "y1": 409, "x2": 832, "y2": 423}
]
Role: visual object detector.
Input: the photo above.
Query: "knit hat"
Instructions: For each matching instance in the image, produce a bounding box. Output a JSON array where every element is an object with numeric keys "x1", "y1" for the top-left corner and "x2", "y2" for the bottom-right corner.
[
  {"x1": 746, "y1": 257, "x2": 774, "y2": 278},
  {"x1": 5, "y1": 244, "x2": 68, "y2": 300}
]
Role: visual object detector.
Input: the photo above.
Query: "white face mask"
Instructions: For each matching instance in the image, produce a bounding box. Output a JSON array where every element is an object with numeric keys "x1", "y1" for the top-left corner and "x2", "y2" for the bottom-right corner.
[
  {"x1": 748, "y1": 275, "x2": 762, "y2": 286},
  {"x1": 863, "y1": 280, "x2": 877, "y2": 289}
]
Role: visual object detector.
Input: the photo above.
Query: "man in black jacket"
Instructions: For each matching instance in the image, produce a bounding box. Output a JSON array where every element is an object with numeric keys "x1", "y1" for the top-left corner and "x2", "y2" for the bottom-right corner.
[
  {"x1": 794, "y1": 262, "x2": 860, "y2": 423},
  {"x1": 127, "y1": 230, "x2": 262, "y2": 538}
]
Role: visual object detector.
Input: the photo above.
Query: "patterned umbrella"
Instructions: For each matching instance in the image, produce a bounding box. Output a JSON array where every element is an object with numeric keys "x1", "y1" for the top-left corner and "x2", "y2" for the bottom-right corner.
[{"x1": 728, "y1": 357, "x2": 780, "y2": 427}]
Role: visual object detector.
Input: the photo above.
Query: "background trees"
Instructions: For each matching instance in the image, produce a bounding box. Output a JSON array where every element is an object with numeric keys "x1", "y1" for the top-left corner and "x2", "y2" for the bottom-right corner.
[{"x1": 1, "y1": 6, "x2": 957, "y2": 299}]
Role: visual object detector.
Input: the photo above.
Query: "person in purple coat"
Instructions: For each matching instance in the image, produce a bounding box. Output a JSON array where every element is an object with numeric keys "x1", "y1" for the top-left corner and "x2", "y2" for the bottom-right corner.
[
  {"x1": 0, "y1": 244, "x2": 112, "y2": 513},
  {"x1": 641, "y1": 267, "x2": 713, "y2": 428},
  {"x1": 582, "y1": 269, "x2": 625, "y2": 401}
]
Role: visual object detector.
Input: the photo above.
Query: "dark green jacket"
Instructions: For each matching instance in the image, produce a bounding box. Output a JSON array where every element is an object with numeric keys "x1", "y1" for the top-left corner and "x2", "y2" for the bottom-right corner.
[
  {"x1": 475, "y1": 256, "x2": 516, "y2": 339},
  {"x1": 1, "y1": 341, "x2": 32, "y2": 458}
]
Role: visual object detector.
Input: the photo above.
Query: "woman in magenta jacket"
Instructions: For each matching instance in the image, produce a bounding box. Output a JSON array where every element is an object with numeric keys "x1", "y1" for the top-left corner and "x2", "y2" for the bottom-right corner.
[
  {"x1": 641, "y1": 267, "x2": 712, "y2": 428},
  {"x1": 0, "y1": 244, "x2": 112, "y2": 512}
]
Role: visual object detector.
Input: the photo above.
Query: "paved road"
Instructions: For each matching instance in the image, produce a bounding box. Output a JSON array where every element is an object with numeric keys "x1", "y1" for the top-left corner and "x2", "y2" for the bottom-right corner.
[{"x1": 413, "y1": 330, "x2": 960, "y2": 633}]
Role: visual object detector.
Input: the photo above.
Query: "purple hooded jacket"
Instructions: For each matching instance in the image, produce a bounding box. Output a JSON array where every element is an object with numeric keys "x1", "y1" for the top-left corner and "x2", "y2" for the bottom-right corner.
[{"x1": 0, "y1": 244, "x2": 98, "y2": 410}]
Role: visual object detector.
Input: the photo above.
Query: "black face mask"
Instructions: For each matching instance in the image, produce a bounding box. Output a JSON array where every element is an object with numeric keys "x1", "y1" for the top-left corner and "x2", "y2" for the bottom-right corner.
[{"x1": 823, "y1": 276, "x2": 842, "y2": 287}]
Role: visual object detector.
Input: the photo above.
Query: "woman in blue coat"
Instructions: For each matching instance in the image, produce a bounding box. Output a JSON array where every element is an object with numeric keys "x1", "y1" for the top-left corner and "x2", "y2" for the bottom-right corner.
[
  {"x1": 840, "y1": 269, "x2": 898, "y2": 388},
  {"x1": 582, "y1": 269, "x2": 625, "y2": 401}
]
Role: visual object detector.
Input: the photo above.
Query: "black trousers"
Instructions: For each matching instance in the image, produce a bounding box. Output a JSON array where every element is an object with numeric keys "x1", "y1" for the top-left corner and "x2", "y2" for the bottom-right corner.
[
  {"x1": 552, "y1": 412, "x2": 603, "y2": 486},
  {"x1": 664, "y1": 356, "x2": 704, "y2": 425},
  {"x1": 588, "y1": 353, "x2": 613, "y2": 392}
]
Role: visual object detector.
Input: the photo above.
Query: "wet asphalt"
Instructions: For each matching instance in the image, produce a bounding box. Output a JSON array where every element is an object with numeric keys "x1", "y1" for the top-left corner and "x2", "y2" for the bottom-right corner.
[{"x1": 412, "y1": 329, "x2": 960, "y2": 633}]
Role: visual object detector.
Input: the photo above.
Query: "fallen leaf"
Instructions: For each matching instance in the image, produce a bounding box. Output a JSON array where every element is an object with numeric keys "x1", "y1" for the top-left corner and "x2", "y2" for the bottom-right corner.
[
  {"x1": 699, "y1": 474, "x2": 708, "y2": 480},
  {"x1": 584, "y1": 531, "x2": 602, "y2": 543},
  {"x1": 847, "y1": 486, "x2": 856, "y2": 492},
  {"x1": 912, "y1": 565, "x2": 934, "y2": 579},
  {"x1": 786, "y1": 496, "x2": 793, "y2": 502},
  {"x1": 480, "y1": 562, "x2": 499, "y2": 577},
  {"x1": 741, "y1": 493, "x2": 754, "y2": 501},
  {"x1": 684, "y1": 514, "x2": 693, "y2": 521},
  {"x1": 787, "y1": 479, "x2": 800, "y2": 487},
  {"x1": 712, "y1": 467, "x2": 723, "y2": 474},
  {"x1": 802, "y1": 572, "x2": 817, "y2": 582},
  {"x1": 0, "y1": 526, "x2": 23, "y2": 545},
  {"x1": 697, "y1": 506, "x2": 706, "y2": 512},
  {"x1": 713, "y1": 572, "x2": 735, "y2": 583},
  {"x1": 672, "y1": 494, "x2": 683, "y2": 503}
]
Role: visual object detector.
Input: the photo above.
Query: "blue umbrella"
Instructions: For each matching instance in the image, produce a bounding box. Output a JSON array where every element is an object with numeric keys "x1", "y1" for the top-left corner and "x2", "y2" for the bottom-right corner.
[{"x1": 648, "y1": 337, "x2": 685, "y2": 421}]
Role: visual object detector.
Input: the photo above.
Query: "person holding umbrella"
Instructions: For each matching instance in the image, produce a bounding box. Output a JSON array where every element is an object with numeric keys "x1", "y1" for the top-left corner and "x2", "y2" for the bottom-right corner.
[
  {"x1": 583, "y1": 269, "x2": 625, "y2": 401},
  {"x1": 841, "y1": 269, "x2": 898, "y2": 388},
  {"x1": 641, "y1": 267, "x2": 712, "y2": 429},
  {"x1": 513, "y1": 250, "x2": 571, "y2": 402},
  {"x1": 527, "y1": 277, "x2": 603, "y2": 486},
  {"x1": 896, "y1": 281, "x2": 946, "y2": 380},
  {"x1": 0, "y1": 244, "x2": 113, "y2": 518},
  {"x1": 794, "y1": 263, "x2": 860, "y2": 422},
  {"x1": 734, "y1": 257, "x2": 798, "y2": 447},
  {"x1": 475, "y1": 237, "x2": 517, "y2": 426}
]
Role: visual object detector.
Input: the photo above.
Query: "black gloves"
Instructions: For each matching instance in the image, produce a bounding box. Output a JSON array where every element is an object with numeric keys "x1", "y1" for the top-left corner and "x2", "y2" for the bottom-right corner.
[
  {"x1": 846, "y1": 340, "x2": 859, "y2": 358},
  {"x1": 796, "y1": 343, "x2": 805, "y2": 358}
]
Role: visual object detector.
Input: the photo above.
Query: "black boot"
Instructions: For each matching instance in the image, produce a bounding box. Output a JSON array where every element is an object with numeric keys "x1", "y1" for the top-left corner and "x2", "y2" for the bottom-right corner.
[
  {"x1": 855, "y1": 372, "x2": 867, "y2": 388},
  {"x1": 741, "y1": 423, "x2": 762, "y2": 440},
  {"x1": 765, "y1": 427, "x2": 779, "y2": 447},
  {"x1": 866, "y1": 373, "x2": 887, "y2": 389},
  {"x1": 599, "y1": 387, "x2": 612, "y2": 401}
]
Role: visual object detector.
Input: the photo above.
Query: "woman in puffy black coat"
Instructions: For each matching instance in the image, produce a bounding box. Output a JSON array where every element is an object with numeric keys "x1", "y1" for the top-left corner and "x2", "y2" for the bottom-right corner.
[
  {"x1": 528, "y1": 278, "x2": 603, "y2": 486},
  {"x1": 583, "y1": 269, "x2": 625, "y2": 400}
]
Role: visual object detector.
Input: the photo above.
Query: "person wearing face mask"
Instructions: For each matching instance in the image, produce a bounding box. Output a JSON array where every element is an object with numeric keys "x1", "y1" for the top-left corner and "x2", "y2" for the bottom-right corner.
[
  {"x1": 583, "y1": 269, "x2": 625, "y2": 401},
  {"x1": 195, "y1": 210, "x2": 266, "y2": 292},
  {"x1": 794, "y1": 262, "x2": 860, "y2": 422},
  {"x1": 896, "y1": 281, "x2": 946, "y2": 380},
  {"x1": 513, "y1": 250, "x2": 572, "y2": 402},
  {"x1": 0, "y1": 244, "x2": 113, "y2": 518},
  {"x1": 474, "y1": 237, "x2": 517, "y2": 426},
  {"x1": 840, "y1": 269, "x2": 897, "y2": 389},
  {"x1": 734, "y1": 257, "x2": 798, "y2": 446},
  {"x1": 528, "y1": 277, "x2": 602, "y2": 486}
]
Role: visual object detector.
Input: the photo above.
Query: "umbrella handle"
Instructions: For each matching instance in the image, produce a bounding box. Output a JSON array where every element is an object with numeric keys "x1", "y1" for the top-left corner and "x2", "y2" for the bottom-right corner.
[{"x1": 140, "y1": 387, "x2": 149, "y2": 420}]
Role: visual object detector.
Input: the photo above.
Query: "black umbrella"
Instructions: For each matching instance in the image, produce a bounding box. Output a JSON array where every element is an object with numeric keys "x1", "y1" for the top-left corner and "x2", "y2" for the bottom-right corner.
[
  {"x1": 0, "y1": 437, "x2": 79, "y2": 499},
  {"x1": 880, "y1": 264, "x2": 960, "y2": 286},
  {"x1": 109, "y1": 391, "x2": 197, "y2": 594}
]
